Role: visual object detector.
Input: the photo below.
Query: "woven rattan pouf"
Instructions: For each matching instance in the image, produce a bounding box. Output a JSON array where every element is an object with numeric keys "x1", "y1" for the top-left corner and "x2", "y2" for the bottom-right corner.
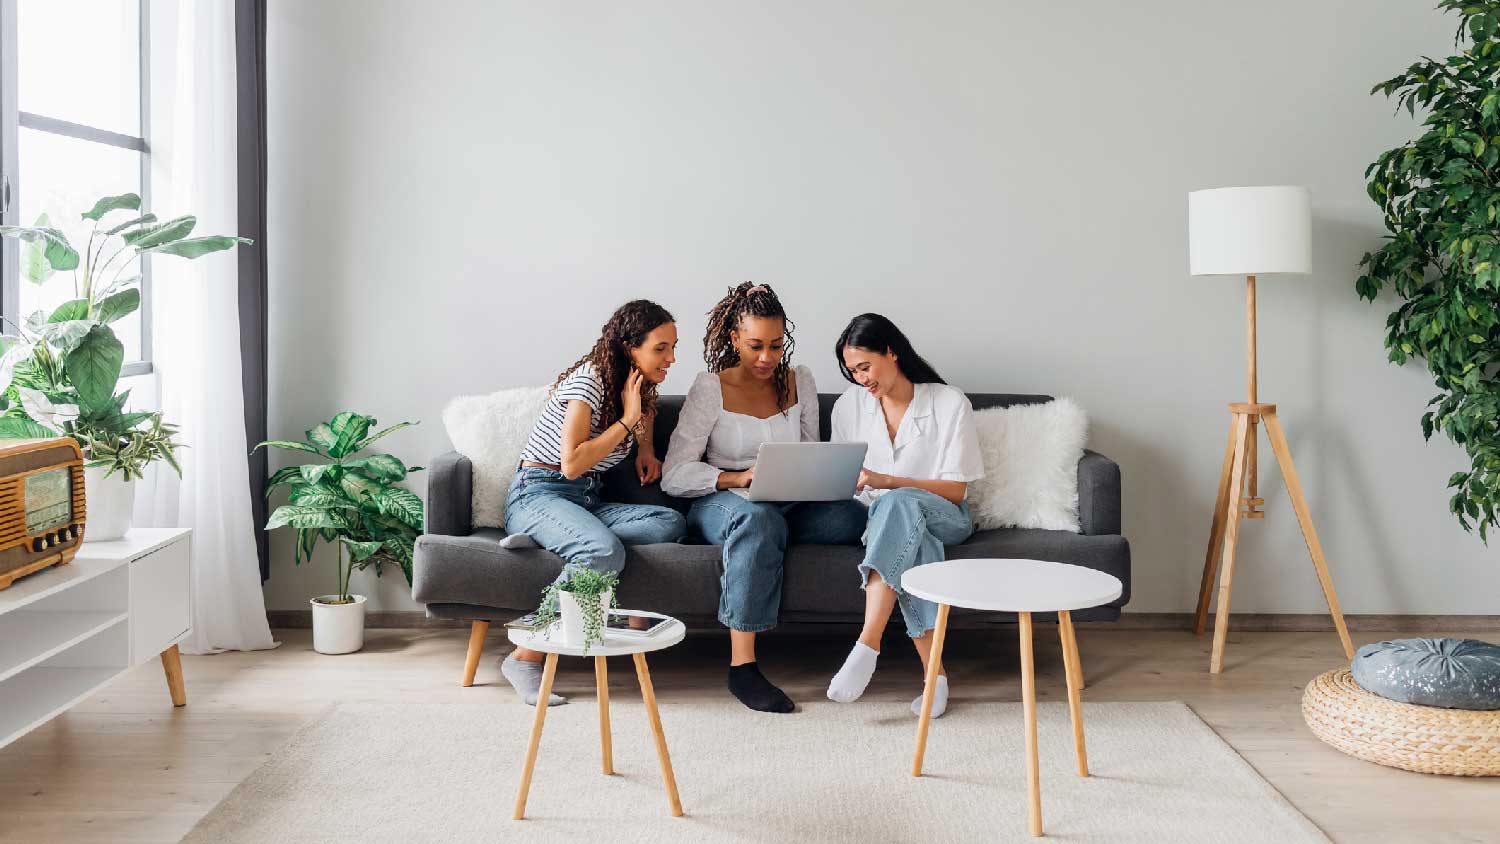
[{"x1": 1303, "y1": 669, "x2": 1500, "y2": 776}]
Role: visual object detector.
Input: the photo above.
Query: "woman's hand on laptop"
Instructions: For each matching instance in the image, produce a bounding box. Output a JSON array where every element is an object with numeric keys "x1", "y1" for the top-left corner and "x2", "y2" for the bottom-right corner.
[
  {"x1": 717, "y1": 467, "x2": 755, "y2": 490},
  {"x1": 857, "y1": 469, "x2": 891, "y2": 491}
]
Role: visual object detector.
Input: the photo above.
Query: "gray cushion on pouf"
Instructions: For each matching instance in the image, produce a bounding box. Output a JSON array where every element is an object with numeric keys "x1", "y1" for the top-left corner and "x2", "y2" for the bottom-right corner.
[{"x1": 1351, "y1": 637, "x2": 1500, "y2": 711}]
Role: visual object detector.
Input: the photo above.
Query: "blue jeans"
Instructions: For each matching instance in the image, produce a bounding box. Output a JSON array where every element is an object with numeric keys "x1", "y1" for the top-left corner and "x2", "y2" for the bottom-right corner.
[
  {"x1": 504, "y1": 468, "x2": 687, "y2": 583},
  {"x1": 688, "y1": 491, "x2": 867, "y2": 633},
  {"x1": 859, "y1": 488, "x2": 974, "y2": 638}
]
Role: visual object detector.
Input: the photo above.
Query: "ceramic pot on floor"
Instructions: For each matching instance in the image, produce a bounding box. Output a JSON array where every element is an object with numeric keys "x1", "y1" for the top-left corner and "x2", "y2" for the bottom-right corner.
[{"x1": 311, "y1": 594, "x2": 368, "y2": 654}]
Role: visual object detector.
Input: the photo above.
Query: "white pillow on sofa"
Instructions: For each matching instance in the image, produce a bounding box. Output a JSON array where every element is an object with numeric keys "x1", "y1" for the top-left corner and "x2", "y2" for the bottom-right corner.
[
  {"x1": 442, "y1": 385, "x2": 551, "y2": 529},
  {"x1": 966, "y1": 398, "x2": 1087, "y2": 532}
]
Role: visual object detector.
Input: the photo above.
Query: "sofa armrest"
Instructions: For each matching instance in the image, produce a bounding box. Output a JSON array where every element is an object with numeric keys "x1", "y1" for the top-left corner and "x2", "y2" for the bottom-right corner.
[
  {"x1": 1077, "y1": 449, "x2": 1121, "y2": 536},
  {"x1": 425, "y1": 450, "x2": 473, "y2": 537}
]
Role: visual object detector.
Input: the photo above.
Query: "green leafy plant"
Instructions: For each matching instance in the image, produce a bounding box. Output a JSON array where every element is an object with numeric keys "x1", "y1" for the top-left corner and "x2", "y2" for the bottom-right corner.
[
  {"x1": 533, "y1": 568, "x2": 619, "y2": 652},
  {"x1": 1358, "y1": 1, "x2": 1500, "y2": 540},
  {"x1": 0, "y1": 192, "x2": 248, "y2": 477},
  {"x1": 254, "y1": 412, "x2": 423, "y2": 604}
]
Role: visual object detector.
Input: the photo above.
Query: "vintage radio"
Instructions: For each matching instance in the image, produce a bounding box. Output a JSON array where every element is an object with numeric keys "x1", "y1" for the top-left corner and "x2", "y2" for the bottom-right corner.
[{"x1": 0, "y1": 438, "x2": 87, "y2": 590}]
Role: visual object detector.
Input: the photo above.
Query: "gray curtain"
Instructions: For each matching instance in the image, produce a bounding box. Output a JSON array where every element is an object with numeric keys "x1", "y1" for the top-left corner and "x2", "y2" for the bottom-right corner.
[{"x1": 236, "y1": 0, "x2": 269, "y2": 580}]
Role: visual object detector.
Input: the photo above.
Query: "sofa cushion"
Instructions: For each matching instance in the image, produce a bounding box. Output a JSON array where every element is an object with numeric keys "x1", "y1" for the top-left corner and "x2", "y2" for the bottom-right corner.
[
  {"x1": 442, "y1": 385, "x2": 550, "y2": 528},
  {"x1": 967, "y1": 398, "x2": 1087, "y2": 531}
]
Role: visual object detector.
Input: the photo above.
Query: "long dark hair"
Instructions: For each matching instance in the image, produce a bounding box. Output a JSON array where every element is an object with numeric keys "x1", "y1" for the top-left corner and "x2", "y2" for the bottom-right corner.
[
  {"x1": 703, "y1": 281, "x2": 797, "y2": 413},
  {"x1": 834, "y1": 313, "x2": 947, "y2": 386},
  {"x1": 553, "y1": 299, "x2": 675, "y2": 432}
]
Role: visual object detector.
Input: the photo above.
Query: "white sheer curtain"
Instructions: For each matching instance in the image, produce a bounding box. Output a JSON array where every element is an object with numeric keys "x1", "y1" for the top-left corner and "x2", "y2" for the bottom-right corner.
[{"x1": 134, "y1": 0, "x2": 276, "y2": 654}]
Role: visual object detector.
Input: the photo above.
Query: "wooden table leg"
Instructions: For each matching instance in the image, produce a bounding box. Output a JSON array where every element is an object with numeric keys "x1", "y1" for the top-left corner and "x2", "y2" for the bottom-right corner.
[
  {"x1": 596, "y1": 656, "x2": 613, "y2": 775},
  {"x1": 1058, "y1": 611, "x2": 1088, "y2": 777},
  {"x1": 159, "y1": 644, "x2": 186, "y2": 707},
  {"x1": 1020, "y1": 611, "x2": 1042, "y2": 837},
  {"x1": 911, "y1": 603, "x2": 951, "y2": 777},
  {"x1": 633, "y1": 652, "x2": 683, "y2": 817},
  {"x1": 462, "y1": 621, "x2": 488, "y2": 687},
  {"x1": 512, "y1": 653, "x2": 558, "y2": 820}
]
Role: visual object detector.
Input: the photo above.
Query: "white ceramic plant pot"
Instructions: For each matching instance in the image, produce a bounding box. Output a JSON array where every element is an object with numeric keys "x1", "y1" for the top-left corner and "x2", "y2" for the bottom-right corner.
[
  {"x1": 311, "y1": 594, "x2": 367, "y2": 654},
  {"x1": 559, "y1": 588, "x2": 612, "y2": 645},
  {"x1": 83, "y1": 466, "x2": 135, "y2": 542}
]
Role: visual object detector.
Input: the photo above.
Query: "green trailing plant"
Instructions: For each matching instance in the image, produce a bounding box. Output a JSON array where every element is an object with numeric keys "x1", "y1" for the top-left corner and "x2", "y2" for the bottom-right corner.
[
  {"x1": 533, "y1": 568, "x2": 619, "y2": 652},
  {"x1": 1358, "y1": 1, "x2": 1500, "y2": 540},
  {"x1": 254, "y1": 412, "x2": 423, "y2": 604},
  {"x1": 0, "y1": 191, "x2": 248, "y2": 477}
]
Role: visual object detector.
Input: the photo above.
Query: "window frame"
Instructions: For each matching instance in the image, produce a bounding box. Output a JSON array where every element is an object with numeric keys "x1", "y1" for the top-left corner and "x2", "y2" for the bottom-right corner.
[{"x1": 0, "y1": 0, "x2": 153, "y2": 376}]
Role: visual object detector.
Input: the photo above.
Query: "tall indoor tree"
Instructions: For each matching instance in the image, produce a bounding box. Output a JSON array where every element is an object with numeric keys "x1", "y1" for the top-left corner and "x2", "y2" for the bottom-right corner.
[{"x1": 1358, "y1": 0, "x2": 1500, "y2": 540}]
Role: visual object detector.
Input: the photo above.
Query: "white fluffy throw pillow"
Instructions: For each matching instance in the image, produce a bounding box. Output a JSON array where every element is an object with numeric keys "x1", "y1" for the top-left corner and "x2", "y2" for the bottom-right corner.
[
  {"x1": 442, "y1": 385, "x2": 551, "y2": 529},
  {"x1": 966, "y1": 398, "x2": 1088, "y2": 532}
]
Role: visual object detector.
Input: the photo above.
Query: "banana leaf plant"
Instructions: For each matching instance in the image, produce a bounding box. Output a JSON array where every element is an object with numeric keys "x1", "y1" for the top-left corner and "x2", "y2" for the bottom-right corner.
[
  {"x1": 254, "y1": 412, "x2": 424, "y2": 603},
  {"x1": 0, "y1": 192, "x2": 249, "y2": 478}
]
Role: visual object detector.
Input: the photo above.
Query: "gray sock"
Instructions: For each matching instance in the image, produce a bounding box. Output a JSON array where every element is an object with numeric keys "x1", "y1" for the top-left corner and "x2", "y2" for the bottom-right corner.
[
  {"x1": 500, "y1": 533, "x2": 540, "y2": 549},
  {"x1": 501, "y1": 652, "x2": 566, "y2": 706}
]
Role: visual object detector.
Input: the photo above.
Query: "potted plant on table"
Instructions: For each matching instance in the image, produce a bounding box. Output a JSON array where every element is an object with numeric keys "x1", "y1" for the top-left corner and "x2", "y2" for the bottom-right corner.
[
  {"x1": 532, "y1": 568, "x2": 619, "y2": 652},
  {"x1": 0, "y1": 193, "x2": 249, "y2": 539},
  {"x1": 254, "y1": 412, "x2": 423, "y2": 654}
]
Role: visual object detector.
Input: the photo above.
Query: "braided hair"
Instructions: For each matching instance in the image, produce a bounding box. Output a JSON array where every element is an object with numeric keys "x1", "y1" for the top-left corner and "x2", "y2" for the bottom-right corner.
[
  {"x1": 552, "y1": 299, "x2": 675, "y2": 433},
  {"x1": 702, "y1": 281, "x2": 797, "y2": 413}
]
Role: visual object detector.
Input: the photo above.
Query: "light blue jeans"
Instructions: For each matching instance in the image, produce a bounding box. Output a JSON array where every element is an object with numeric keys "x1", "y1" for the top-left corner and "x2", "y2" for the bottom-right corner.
[
  {"x1": 858, "y1": 488, "x2": 974, "y2": 638},
  {"x1": 504, "y1": 467, "x2": 687, "y2": 583},
  {"x1": 688, "y1": 490, "x2": 867, "y2": 632}
]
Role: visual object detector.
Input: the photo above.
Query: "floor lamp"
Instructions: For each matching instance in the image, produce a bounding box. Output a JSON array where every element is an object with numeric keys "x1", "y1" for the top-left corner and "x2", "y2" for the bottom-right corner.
[{"x1": 1187, "y1": 185, "x2": 1354, "y2": 674}]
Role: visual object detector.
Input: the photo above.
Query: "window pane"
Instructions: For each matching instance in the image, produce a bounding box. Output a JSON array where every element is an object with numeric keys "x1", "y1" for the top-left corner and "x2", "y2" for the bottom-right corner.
[
  {"x1": 18, "y1": 0, "x2": 140, "y2": 136},
  {"x1": 18, "y1": 128, "x2": 144, "y2": 363}
]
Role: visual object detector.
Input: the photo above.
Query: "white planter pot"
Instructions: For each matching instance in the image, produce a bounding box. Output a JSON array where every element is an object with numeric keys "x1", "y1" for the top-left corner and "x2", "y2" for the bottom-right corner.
[
  {"x1": 83, "y1": 466, "x2": 135, "y2": 542},
  {"x1": 310, "y1": 594, "x2": 367, "y2": 654},
  {"x1": 559, "y1": 588, "x2": 612, "y2": 645}
]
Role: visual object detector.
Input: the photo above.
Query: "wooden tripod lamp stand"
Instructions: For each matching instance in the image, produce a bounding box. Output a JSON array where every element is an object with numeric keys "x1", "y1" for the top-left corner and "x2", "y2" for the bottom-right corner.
[{"x1": 1187, "y1": 185, "x2": 1354, "y2": 674}]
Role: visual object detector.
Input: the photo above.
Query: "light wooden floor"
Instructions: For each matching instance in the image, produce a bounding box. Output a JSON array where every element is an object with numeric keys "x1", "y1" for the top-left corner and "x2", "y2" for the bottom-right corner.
[{"x1": 1, "y1": 625, "x2": 1496, "y2": 843}]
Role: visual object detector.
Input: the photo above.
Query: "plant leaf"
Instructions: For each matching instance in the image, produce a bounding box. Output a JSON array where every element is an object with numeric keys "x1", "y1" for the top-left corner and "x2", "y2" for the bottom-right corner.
[
  {"x1": 48, "y1": 300, "x2": 89, "y2": 323},
  {"x1": 0, "y1": 414, "x2": 58, "y2": 439},
  {"x1": 327, "y1": 412, "x2": 372, "y2": 458},
  {"x1": 0, "y1": 225, "x2": 79, "y2": 271},
  {"x1": 266, "y1": 504, "x2": 340, "y2": 531},
  {"x1": 300, "y1": 463, "x2": 336, "y2": 485},
  {"x1": 306, "y1": 423, "x2": 336, "y2": 452},
  {"x1": 80, "y1": 193, "x2": 141, "y2": 221},
  {"x1": 346, "y1": 454, "x2": 407, "y2": 482},
  {"x1": 339, "y1": 538, "x2": 384, "y2": 561},
  {"x1": 141, "y1": 235, "x2": 251, "y2": 258},
  {"x1": 62, "y1": 325, "x2": 123, "y2": 412},
  {"x1": 103, "y1": 212, "x2": 157, "y2": 237},
  {"x1": 123, "y1": 215, "x2": 195, "y2": 247},
  {"x1": 94, "y1": 289, "x2": 140, "y2": 324},
  {"x1": 374, "y1": 487, "x2": 423, "y2": 529},
  {"x1": 21, "y1": 213, "x2": 55, "y2": 284},
  {"x1": 252, "y1": 439, "x2": 321, "y2": 455},
  {"x1": 354, "y1": 420, "x2": 416, "y2": 452}
]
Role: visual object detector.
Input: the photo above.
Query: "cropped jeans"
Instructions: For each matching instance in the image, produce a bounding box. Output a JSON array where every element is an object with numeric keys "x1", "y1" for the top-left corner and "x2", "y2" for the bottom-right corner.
[
  {"x1": 504, "y1": 467, "x2": 687, "y2": 584},
  {"x1": 688, "y1": 491, "x2": 867, "y2": 633},
  {"x1": 858, "y1": 487, "x2": 974, "y2": 638}
]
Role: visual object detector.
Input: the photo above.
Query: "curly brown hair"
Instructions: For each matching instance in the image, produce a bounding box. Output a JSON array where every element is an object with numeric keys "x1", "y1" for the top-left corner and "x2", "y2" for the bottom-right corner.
[
  {"x1": 552, "y1": 299, "x2": 675, "y2": 433},
  {"x1": 703, "y1": 281, "x2": 796, "y2": 413}
]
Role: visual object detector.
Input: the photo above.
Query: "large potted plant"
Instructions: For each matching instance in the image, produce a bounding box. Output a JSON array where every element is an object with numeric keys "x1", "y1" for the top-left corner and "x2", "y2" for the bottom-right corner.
[
  {"x1": 0, "y1": 192, "x2": 249, "y2": 539},
  {"x1": 255, "y1": 412, "x2": 423, "y2": 654}
]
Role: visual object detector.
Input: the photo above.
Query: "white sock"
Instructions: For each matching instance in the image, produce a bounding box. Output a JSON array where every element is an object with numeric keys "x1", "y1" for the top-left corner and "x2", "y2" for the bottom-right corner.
[
  {"x1": 501, "y1": 653, "x2": 566, "y2": 707},
  {"x1": 500, "y1": 533, "x2": 539, "y2": 549},
  {"x1": 911, "y1": 675, "x2": 949, "y2": 718},
  {"x1": 827, "y1": 642, "x2": 880, "y2": 703}
]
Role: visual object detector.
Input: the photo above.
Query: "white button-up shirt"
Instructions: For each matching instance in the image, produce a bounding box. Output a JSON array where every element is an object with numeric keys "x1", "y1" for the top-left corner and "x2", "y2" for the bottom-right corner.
[{"x1": 830, "y1": 381, "x2": 985, "y2": 504}]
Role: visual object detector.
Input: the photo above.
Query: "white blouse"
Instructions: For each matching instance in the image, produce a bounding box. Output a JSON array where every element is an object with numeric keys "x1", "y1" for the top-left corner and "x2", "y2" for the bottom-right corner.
[
  {"x1": 662, "y1": 364, "x2": 820, "y2": 498},
  {"x1": 830, "y1": 381, "x2": 985, "y2": 505}
]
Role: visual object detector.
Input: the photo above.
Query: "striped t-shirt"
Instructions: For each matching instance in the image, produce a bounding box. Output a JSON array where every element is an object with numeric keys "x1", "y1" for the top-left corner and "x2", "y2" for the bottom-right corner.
[{"x1": 519, "y1": 362, "x2": 633, "y2": 473}]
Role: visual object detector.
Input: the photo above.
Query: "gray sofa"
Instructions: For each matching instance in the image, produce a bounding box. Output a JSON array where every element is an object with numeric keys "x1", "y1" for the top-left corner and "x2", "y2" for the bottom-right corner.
[{"x1": 412, "y1": 391, "x2": 1130, "y2": 685}]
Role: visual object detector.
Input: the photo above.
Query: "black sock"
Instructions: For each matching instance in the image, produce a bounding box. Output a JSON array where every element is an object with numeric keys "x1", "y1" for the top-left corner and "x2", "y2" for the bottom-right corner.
[{"x1": 728, "y1": 662, "x2": 795, "y2": 713}]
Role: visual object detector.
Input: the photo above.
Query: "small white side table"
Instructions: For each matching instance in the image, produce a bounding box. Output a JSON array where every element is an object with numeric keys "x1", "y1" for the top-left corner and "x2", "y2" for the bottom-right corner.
[
  {"x1": 506, "y1": 610, "x2": 686, "y2": 820},
  {"x1": 903, "y1": 558, "x2": 1123, "y2": 839}
]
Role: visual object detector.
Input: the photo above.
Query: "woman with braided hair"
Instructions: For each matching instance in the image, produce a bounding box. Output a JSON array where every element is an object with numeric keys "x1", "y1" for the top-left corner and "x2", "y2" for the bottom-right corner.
[
  {"x1": 663, "y1": 282, "x2": 865, "y2": 713},
  {"x1": 502, "y1": 299, "x2": 687, "y2": 707}
]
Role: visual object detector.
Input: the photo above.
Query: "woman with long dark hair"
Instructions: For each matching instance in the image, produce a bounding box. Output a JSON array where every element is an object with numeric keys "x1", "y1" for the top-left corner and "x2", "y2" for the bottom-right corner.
[
  {"x1": 663, "y1": 282, "x2": 864, "y2": 713},
  {"x1": 824, "y1": 313, "x2": 984, "y2": 718},
  {"x1": 502, "y1": 299, "x2": 687, "y2": 706}
]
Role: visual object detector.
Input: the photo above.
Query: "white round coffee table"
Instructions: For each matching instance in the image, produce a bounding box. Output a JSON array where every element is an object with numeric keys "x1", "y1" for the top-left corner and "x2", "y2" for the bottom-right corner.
[
  {"x1": 903, "y1": 558, "x2": 1123, "y2": 838},
  {"x1": 506, "y1": 610, "x2": 687, "y2": 820}
]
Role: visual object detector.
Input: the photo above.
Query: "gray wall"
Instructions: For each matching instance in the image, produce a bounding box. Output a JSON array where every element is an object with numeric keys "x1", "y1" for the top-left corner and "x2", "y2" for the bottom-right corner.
[{"x1": 264, "y1": 0, "x2": 1500, "y2": 614}]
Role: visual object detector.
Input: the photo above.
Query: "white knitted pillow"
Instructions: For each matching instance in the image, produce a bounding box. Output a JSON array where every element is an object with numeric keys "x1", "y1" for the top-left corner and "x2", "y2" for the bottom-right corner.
[
  {"x1": 441, "y1": 385, "x2": 551, "y2": 529},
  {"x1": 966, "y1": 398, "x2": 1087, "y2": 532}
]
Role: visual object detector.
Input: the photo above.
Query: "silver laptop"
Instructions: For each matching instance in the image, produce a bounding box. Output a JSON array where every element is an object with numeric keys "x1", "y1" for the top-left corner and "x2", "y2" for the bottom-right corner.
[{"x1": 730, "y1": 442, "x2": 868, "y2": 502}]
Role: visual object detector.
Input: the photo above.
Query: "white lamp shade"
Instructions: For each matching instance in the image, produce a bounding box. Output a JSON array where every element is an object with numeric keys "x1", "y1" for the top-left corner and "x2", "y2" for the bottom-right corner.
[{"x1": 1188, "y1": 185, "x2": 1311, "y2": 276}]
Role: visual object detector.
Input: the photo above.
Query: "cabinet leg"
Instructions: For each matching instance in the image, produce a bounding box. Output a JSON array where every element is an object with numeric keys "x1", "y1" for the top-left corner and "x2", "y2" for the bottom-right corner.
[{"x1": 160, "y1": 644, "x2": 186, "y2": 707}]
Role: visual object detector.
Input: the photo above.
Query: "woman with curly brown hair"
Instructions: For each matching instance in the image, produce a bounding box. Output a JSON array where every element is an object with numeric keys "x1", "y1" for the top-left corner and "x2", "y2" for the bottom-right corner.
[
  {"x1": 502, "y1": 299, "x2": 687, "y2": 707},
  {"x1": 663, "y1": 282, "x2": 864, "y2": 713}
]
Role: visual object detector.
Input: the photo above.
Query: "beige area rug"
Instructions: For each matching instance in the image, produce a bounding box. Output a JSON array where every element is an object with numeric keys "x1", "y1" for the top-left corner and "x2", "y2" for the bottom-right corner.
[{"x1": 184, "y1": 701, "x2": 1327, "y2": 844}]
